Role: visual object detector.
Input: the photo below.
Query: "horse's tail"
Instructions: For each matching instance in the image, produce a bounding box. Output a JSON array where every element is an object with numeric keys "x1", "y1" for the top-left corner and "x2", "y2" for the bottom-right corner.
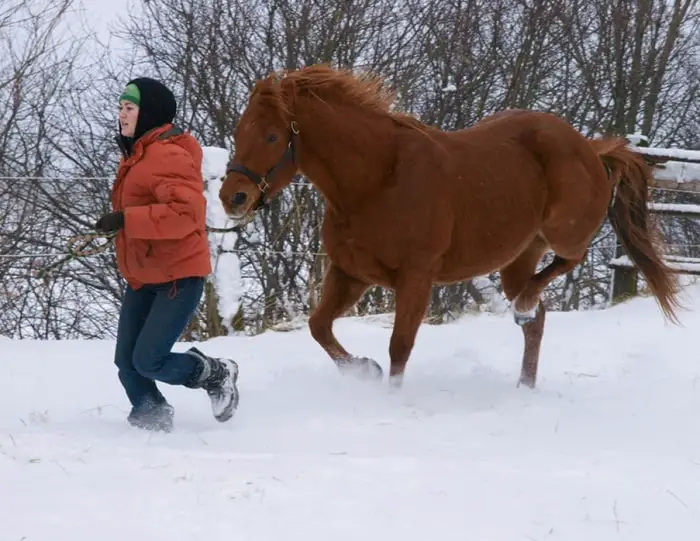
[{"x1": 589, "y1": 137, "x2": 683, "y2": 324}]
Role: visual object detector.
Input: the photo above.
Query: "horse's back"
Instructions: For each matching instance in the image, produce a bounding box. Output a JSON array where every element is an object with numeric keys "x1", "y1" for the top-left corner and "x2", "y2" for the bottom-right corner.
[
  {"x1": 474, "y1": 108, "x2": 533, "y2": 126},
  {"x1": 463, "y1": 109, "x2": 607, "y2": 193},
  {"x1": 471, "y1": 109, "x2": 600, "y2": 165}
]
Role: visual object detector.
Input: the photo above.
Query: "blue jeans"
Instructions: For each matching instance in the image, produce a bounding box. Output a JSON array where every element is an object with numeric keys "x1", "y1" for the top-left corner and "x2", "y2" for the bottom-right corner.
[{"x1": 114, "y1": 277, "x2": 205, "y2": 410}]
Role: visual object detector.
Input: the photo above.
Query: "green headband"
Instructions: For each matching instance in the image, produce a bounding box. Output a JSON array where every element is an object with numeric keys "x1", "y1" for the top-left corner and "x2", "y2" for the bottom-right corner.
[{"x1": 119, "y1": 83, "x2": 140, "y2": 106}]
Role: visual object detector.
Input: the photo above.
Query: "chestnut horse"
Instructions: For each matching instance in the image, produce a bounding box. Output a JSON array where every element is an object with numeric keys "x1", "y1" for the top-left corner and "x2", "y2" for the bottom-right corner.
[{"x1": 219, "y1": 64, "x2": 681, "y2": 389}]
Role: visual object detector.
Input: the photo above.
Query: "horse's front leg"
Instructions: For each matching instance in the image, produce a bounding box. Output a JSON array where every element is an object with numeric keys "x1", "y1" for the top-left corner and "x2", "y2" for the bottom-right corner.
[
  {"x1": 308, "y1": 263, "x2": 383, "y2": 380},
  {"x1": 387, "y1": 269, "x2": 434, "y2": 388}
]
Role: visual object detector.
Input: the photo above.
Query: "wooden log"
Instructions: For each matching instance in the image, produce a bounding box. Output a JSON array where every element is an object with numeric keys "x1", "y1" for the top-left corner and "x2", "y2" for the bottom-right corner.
[
  {"x1": 650, "y1": 178, "x2": 700, "y2": 192},
  {"x1": 609, "y1": 255, "x2": 700, "y2": 276},
  {"x1": 647, "y1": 202, "x2": 700, "y2": 218},
  {"x1": 627, "y1": 145, "x2": 700, "y2": 193},
  {"x1": 632, "y1": 146, "x2": 700, "y2": 164}
]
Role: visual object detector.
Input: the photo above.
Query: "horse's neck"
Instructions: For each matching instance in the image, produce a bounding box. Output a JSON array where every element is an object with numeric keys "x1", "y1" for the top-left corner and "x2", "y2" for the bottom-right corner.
[{"x1": 296, "y1": 101, "x2": 394, "y2": 213}]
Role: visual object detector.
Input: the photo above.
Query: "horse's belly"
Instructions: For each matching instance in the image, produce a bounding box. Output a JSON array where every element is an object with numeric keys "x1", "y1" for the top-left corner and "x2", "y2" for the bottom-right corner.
[
  {"x1": 435, "y1": 247, "x2": 525, "y2": 283},
  {"x1": 437, "y1": 220, "x2": 541, "y2": 282}
]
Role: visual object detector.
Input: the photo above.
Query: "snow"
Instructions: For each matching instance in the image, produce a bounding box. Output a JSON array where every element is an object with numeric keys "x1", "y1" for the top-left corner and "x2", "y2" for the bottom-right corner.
[
  {"x1": 472, "y1": 275, "x2": 509, "y2": 314},
  {"x1": 202, "y1": 146, "x2": 243, "y2": 333},
  {"x1": 630, "y1": 145, "x2": 700, "y2": 162},
  {"x1": 654, "y1": 161, "x2": 700, "y2": 185},
  {"x1": 648, "y1": 202, "x2": 700, "y2": 215},
  {"x1": 3, "y1": 282, "x2": 700, "y2": 539},
  {"x1": 626, "y1": 132, "x2": 648, "y2": 146},
  {"x1": 627, "y1": 144, "x2": 700, "y2": 187}
]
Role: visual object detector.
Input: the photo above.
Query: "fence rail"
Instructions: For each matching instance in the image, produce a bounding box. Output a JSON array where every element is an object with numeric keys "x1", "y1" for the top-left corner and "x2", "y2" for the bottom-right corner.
[{"x1": 637, "y1": 144, "x2": 700, "y2": 193}]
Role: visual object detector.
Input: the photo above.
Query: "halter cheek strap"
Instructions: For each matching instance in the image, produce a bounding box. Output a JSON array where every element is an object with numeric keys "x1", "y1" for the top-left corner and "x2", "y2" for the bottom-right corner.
[{"x1": 225, "y1": 121, "x2": 300, "y2": 210}]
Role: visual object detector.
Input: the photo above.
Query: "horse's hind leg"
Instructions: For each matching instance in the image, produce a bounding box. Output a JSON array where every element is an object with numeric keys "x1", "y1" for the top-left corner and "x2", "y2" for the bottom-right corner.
[
  {"x1": 308, "y1": 263, "x2": 383, "y2": 379},
  {"x1": 512, "y1": 249, "x2": 587, "y2": 322},
  {"x1": 513, "y1": 216, "x2": 595, "y2": 320},
  {"x1": 500, "y1": 237, "x2": 549, "y2": 387},
  {"x1": 513, "y1": 152, "x2": 607, "y2": 320}
]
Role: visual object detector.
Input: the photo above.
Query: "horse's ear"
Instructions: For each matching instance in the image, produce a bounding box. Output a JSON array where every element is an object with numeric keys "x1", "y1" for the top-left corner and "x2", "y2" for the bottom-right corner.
[
  {"x1": 269, "y1": 69, "x2": 288, "y2": 84},
  {"x1": 253, "y1": 71, "x2": 278, "y2": 92},
  {"x1": 251, "y1": 79, "x2": 266, "y2": 96}
]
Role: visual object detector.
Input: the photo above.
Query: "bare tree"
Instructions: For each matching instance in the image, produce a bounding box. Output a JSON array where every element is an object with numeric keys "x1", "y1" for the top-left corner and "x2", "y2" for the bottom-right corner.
[{"x1": 2, "y1": 0, "x2": 698, "y2": 338}]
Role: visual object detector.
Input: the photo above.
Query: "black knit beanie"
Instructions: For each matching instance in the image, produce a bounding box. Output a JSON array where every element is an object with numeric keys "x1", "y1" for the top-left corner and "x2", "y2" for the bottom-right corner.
[{"x1": 118, "y1": 77, "x2": 177, "y2": 148}]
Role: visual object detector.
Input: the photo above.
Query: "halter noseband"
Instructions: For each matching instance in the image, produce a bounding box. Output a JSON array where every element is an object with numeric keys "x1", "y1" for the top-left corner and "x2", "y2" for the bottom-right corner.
[{"x1": 225, "y1": 120, "x2": 300, "y2": 210}]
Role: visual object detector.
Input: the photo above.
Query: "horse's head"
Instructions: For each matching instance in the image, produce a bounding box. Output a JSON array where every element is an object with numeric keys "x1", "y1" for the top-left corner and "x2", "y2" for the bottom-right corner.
[{"x1": 219, "y1": 78, "x2": 300, "y2": 223}]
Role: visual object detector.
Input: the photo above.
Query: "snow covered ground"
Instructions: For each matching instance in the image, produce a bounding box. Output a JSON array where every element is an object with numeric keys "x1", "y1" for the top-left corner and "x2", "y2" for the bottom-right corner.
[{"x1": 2, "y1": 284, "x2": 700, "y2": 540}]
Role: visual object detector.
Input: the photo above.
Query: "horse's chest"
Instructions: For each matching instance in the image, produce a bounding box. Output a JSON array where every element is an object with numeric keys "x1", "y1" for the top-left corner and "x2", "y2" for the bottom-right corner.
[{"x1": 323, "y1": 220, "x2": 396, "y2": 286}]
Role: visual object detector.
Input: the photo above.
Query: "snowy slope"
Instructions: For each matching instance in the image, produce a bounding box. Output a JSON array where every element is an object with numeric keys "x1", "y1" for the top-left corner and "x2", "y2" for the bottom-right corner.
[{"x1": 2, "y1": 285, "x2": 700, "y2": 540}]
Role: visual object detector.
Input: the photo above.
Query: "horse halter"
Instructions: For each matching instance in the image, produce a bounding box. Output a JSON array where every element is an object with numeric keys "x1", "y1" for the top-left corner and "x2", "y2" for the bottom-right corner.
[{"x1": 225, "y1": 120, "x2": 300, "y2": 210}]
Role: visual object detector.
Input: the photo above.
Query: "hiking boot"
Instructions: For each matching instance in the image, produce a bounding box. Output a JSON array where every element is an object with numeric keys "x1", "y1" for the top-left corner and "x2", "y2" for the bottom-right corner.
[
  {"x1": 186, "y1": 346, "x2": 240, "y2": 422},
  {"x1": 127, "y1": 401, "x2": 174, "y2": 433}
]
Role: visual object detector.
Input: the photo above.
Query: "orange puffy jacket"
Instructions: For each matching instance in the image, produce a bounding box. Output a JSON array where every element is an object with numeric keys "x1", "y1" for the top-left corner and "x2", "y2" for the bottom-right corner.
[{"x1": 112, "y1": 124, "x2": 212, "y2": 289}]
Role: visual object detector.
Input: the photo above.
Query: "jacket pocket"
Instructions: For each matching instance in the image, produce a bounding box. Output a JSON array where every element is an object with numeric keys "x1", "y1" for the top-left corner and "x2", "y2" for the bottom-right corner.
[
  {"x1": 129, "y1": 239, "x2": 152, "y2": 269},
  {"x1": 145, "y1": 239, "x2": 176, "y2": 280}
]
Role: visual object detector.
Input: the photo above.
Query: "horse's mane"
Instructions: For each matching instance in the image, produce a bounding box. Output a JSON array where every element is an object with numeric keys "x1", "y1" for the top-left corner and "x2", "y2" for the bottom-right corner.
[{"x1": 253, "y1": 64, "x2": 430, "y2": 132}]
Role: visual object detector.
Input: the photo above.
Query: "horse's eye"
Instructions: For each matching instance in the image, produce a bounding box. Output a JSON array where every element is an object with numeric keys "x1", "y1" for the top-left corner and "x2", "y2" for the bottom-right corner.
[{"x1": 266, "y1": 134, "x2": 277, "y2": 143}]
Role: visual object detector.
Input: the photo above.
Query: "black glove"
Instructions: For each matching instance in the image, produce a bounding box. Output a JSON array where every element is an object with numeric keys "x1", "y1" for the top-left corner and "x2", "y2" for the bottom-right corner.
[{"x1": 94, "y1": 211, "x2": 124, "y2": 233}]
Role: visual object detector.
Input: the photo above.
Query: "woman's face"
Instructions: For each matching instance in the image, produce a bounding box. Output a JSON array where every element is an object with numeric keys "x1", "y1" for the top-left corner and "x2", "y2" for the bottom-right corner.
[{"x1": 119, "y1": 100, "x2": 139, "y2": 137}]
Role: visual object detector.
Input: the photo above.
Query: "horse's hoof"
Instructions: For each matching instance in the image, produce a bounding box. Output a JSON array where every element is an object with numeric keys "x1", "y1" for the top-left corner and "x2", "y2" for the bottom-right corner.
[
  {"x1": 388, "y1": 373, "x2": 404, "y2": 390},
  {"x1": 513, "y1": 304, "x2": 538, "y2": 326},
  {"x1": 517, "y1": 375, "x2": 536, "y2": 389},
  {"x1": 512, "y1": 295, "x2": 540, "y2": 326},
  {"x1": 338, "y1": 357, "x2": 383, "y2": 380}
]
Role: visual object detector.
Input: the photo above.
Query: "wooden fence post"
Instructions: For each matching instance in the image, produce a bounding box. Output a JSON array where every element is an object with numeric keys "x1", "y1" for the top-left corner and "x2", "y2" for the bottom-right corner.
[{"x1": 610, "y1": 134, "x2": 647, "y2": 305}]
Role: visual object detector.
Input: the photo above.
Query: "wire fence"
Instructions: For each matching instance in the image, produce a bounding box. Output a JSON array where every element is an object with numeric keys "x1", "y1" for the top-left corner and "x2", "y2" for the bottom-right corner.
[
  {"x1": 0, "y1": 176, "x2": 312, "y2": 187},
  {"x1": 3, "y1": 171, "x2": 699, "y2": 338},
  {"x1": 2, "y1": 174, "x2": 699, "y2": 262},
  {"x1": 0, "y1": 244, "x2": 699, "y2": 259},
  {"x1": 0, "y1": 248, "x2": 328, "y2": 259},
  {"x1": 0, "y1": 175, "x2": 694, "y2": 192}
]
